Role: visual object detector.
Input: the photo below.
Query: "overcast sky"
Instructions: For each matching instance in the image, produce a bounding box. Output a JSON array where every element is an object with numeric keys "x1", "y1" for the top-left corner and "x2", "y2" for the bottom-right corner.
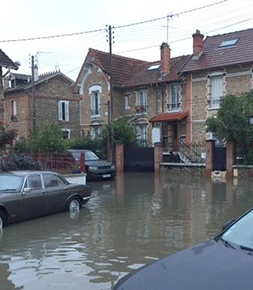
[{"x1": 1, "y1": 0, "x2": 253, "y2": 81}]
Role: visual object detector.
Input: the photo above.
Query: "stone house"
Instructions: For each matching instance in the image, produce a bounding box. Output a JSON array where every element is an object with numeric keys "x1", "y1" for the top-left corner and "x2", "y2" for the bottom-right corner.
[
  {"x1": 180, "y1": 28, "x2": 253, "y2": 145},
  {"x1": 4, "y1": 71, "x2": 80, "y2": 139},
  {"x1": 74, "y1": 44, "x2": 189, "y2": 147},
  {"x1": 0, "y1": 49, "x2": 18, "y2": 122}
]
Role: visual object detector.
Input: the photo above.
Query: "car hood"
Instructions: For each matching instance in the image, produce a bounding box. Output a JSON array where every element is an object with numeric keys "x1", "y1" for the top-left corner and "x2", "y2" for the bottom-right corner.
[
  {"x1": 85, "y1": 160, "x2": 113, "y2": 167},
  {"x1": 114, "y1": 239, "x2": 253, "y2": 290}
]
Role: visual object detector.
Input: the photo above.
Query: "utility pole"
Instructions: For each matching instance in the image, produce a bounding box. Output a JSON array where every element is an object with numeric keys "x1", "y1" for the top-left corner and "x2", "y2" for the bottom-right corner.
[
  {"x1": 107, "y1": 25, "x2": 114, "y2": 162},
  {"x1": 31, "y1": 55, "x2": 36, "y2": 133}
]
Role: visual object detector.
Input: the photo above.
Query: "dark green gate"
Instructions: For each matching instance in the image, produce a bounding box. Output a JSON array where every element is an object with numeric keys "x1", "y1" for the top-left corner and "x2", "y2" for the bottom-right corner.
[
  {"x1": 124, "y1": 144, "x2": 154, "y2": 172},
  {"x1": 213, "y1": 145, "x2": 226, "y2": 171}
]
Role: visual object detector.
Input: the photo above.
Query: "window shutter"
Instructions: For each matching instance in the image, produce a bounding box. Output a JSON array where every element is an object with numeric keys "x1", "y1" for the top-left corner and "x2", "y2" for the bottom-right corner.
[
  {"x1": 58, "y1": 101, "x2": 63, "y2": 121},
  {"x1": 65, "y1": 101, "x2": 70, "y2": 121}
]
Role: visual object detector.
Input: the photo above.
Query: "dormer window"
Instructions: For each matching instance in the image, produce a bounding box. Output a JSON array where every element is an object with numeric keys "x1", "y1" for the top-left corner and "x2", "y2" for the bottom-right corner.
[{"x1": 219, "y1": 38, "x2": 239, "y2": 48}]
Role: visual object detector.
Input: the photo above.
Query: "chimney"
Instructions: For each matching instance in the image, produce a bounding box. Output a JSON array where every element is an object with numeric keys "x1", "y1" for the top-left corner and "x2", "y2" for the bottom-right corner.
[
  {"x1": 192, "y1": 29, "x2": 204, "y2": 57},
  {"x1": 160, "y1": 42, "x2": 170, "y2": 74},
  {"x1": 34, "y1": 64, "x2": 39, "y2": 81}
]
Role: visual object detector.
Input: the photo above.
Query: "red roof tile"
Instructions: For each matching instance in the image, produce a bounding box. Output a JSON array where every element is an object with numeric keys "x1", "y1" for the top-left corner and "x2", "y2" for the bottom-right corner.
[
  {"x1": 181, "y1": 28, "x2": 253, "y2": 72},
  {"x1": 150, "y1": 111, "x2": 189, "y2": 123},
  {"x1": 86, "y1": 48, "x2": 190, "y2": 88}
]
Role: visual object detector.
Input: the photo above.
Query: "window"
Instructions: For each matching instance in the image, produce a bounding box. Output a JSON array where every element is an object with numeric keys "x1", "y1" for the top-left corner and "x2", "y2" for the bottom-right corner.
[
  {"x1": 211, "y1": 75, "x2": 224, "y2": 108},
  {"x1": 89, "y1": 85, "x2": 102, "y2": 116},
  {"x1": 125, "y1": 94, "x2": 130, "y2": 110},
  {"x1": 62, "y1": 129, "x2": 70, "y2": 139},
  {"x1": 136, "y1": 124, "x2": 147, "y2": 146},
  {"x1": 169, "y1": 84, "x2": 180, "y2": 110},
  {"x1": 11, "y1": 100, "x2": 17, "y2": 119},
  {"x1": 43, "y1": 174, "x2": 61, "y2": 188},
  {"x1": 148, "y1": 64, "x2": 160, "y2": 70},
  {"x1": 219, "y1": 38, "x2": 239, "y2": 48},
  {"x1": 136, "y1": 90, "x2": 147, "y2": 113},
  {"x1": 91, "y1": 126, "x2": 100, "y2": 140},
  {"x1": 27, "y1": 175, "x2": 42, "y2": 190},
  {"x1": 58, "y1": 101, "x2": 70, "y2": 121}
]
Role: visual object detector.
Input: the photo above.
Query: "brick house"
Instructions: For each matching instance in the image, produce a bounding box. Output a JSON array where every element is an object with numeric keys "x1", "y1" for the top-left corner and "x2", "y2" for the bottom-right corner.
[
  {"x1": 180, "y1": 28, "x2": 253, "y2": 145},
  {"x1": 74, "y1": 44, "x2": 189, "y2": 146},
  {"x1": 4, "y1": 71, "x2": 80, "y2": 139},
  {"x1": 0, "y1": 49, "x2": 18, "y2": 122}
]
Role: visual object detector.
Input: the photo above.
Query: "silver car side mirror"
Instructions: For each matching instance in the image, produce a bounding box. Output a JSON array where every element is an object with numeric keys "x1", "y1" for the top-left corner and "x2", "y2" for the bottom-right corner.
[{"x1": 23, "y1": 187, "x2": 31, "y2": 195}]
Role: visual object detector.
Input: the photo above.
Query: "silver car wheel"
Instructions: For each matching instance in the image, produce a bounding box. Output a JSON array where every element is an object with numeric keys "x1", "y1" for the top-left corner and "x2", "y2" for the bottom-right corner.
[
  {"x1": 68, "y1": 199, "x2": 80, "y2": 220},
  {"x1": 0, "y1": 216, "x2": 3, "y2": 229}
]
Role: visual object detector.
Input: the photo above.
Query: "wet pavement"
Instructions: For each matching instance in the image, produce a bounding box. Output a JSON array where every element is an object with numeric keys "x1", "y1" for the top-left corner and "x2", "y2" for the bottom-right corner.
[{"x1": 1, "y1": 172, "x2": 253, "y2": 290}]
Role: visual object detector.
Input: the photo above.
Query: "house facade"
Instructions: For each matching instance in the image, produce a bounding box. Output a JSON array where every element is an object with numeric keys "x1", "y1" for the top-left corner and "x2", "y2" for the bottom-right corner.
[
  {"x1": 74, "y1": 44, "x2": 189, "y2": 147},
  {"x1": 4, "y1": 71, "x2": 80, "y2": 139},
  {"x1": 0, "y1": 49, "x2": 18, "y2": 122},
  {"x1": 180, "y1": 29, "x2": 253, "y2": 145}
]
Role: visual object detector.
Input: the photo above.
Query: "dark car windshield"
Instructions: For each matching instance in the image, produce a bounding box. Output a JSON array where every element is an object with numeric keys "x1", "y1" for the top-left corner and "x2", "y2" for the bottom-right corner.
[
  {"x1": 221, "y1": 209, "x2": 253, "y2": 249},
  {"x1": 0, "y1": 175, "x2": 23, "y2": 191},
  {"x1": 70, "y1": 151, "x2": 99, "y2": 161},
  {"x1": 85, "y1": 151, "x2": 99, "y2": 161}
]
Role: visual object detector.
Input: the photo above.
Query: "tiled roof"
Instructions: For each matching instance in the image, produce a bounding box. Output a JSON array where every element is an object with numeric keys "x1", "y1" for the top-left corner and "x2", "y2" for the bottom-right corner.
[
  {"x1": 4, "y1": 71, "x2": 73, "y2": 93},
  {"x1": 89, "y1": 48, "x2": 190, "y2": 88},
  {"x1": 181, "y1": 28, "x2": 253, "y2": 72},
  {"x1": 149, "y1": 111, "x2": 189, "y2": 123},
  {"x1": 89, "y1": 48, "x2": 147, "y2": 87},
  {"x1": 0, "y1": 49, "x2": 18, "y2": 69}
]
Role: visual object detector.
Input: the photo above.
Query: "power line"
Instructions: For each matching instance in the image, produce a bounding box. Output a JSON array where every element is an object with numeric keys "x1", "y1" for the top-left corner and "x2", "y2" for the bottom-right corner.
[
  {"x1": 0, "y1": 0, "x2": 228, "y2": 43},
  {"x1": 0, "y1": 28, "x2": 106, "y2": 43}
]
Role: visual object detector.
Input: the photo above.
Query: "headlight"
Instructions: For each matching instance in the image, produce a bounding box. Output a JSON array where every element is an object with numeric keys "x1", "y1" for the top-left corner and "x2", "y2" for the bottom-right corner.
[
  {"x1": 111, "y1": 164, "x2": 115, "y2": 170},
  {"x1": 89, "y1": 166, "x2": 98, "y2": 171}
]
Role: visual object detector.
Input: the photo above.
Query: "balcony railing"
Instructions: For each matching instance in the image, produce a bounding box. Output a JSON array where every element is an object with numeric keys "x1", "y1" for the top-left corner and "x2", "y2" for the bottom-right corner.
[{"x1": 135, "y1": 105, "x2": 147, "y2": 114}]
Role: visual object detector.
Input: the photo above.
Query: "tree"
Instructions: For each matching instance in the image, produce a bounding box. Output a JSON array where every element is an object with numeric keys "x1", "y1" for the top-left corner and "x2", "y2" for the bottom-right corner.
[
  {"x1": 0, "y1": 124, "x2": 16, "y2": 150},
  {"x1": 206, "y1": 92, "x2": 253, "y2": 162},
  {"x1": 14, "y1": 124, "x2": 66, "y2": 153}
]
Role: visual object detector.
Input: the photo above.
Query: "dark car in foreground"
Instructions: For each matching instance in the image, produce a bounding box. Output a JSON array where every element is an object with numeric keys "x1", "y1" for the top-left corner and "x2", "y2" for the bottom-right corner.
[
  {"x1": 68, "y1": 149, "x2": 116, "y2": 181},
  {"x1": 113, "y1": 207, "x2": 253, "y2": 290},
  {"x1": 0, "y1": 171, "x2": 92, "y2": 229}
]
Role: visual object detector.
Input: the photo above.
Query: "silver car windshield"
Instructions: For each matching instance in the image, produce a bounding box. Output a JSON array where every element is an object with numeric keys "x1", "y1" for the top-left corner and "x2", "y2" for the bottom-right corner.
[
  {"x1": 85, "y1": 151, "x2": 99, "y2": 161},
  {"x1": 221, "y1": 209, "x2": 253, "y2": 249},
  {"x1": 0, "y1": 175, "x2": 23, "y2": 191}
]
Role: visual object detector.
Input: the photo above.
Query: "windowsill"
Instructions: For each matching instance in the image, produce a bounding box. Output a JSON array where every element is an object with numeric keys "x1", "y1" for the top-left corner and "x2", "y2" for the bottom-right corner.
[
  {"x1": 167, "y1": 108, "x2": 181, "y2": 112},
  {"x1": 59, "y1": 120, "x2": 70, "y2": 122},
  {"x1": 208, "y1": 106, "x2": 220, "y2": 111},
  {"x1": 91, "y1": 114, "x2": 102, "y2": 118},
  {"x1": 135, "y1": 112, "x2": 147, "y2": 116},
  {"x1": 125, "y1": 107, "x2": 130, "y2": 110}
]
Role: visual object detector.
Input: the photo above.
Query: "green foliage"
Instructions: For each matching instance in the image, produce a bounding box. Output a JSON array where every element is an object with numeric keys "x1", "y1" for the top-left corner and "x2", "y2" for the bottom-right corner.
[
  {"x1": 101, "y1": 118, "x2": 137, "y2": 145},
  {"x1": 0, "y1": 125, "x2": 16, "y2": 150},
  {"x1": 14, "y1": 124, "x2": 66, "y2": 153},
  {"x1": 206, "y1": 92, "x2": 253, "y2": 161},
  {"x1": 0, "y1": 154, "x2": 42, "y2": 172}
]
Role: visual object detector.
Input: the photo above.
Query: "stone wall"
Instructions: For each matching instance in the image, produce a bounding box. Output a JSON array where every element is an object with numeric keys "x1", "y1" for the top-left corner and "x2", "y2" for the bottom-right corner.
[{"x1": 160, "y1": 163, "x2": 206, "y2": 176}]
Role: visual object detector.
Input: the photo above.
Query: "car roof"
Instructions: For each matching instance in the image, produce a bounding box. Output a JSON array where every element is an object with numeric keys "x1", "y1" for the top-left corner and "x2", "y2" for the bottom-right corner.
[{"x1": 0, "y1": 171, "x2": 59, "y2": 176}]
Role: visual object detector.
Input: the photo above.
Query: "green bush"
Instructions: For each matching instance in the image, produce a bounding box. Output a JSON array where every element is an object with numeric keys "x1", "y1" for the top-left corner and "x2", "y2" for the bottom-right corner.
[{"x1": 0, "y1": 154, "x2": 42, "y2": 172}]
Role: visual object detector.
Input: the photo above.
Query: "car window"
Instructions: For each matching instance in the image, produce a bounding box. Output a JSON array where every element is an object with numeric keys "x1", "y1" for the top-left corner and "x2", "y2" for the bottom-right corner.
[
  {"x1": 27, "y1": 175, "x2": 42, "y2": 190},
  {"x1": 43, "y1": 174, "x2": 60, "y2": 188},
  {"x1": 221, "y1": 209, "x2": 253, "y2": 249},
  {"x1": 85, "y1": 151, "x2": 99, "y2": 161},
  {"x1": 0, "y1": 175, "x2": 23, "y2": 192}
]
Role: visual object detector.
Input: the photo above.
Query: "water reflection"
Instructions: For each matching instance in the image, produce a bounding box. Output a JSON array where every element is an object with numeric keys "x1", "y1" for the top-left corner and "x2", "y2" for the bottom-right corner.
[{"x1": 1, "y1": 172, "x2": 253, "y2": 289}]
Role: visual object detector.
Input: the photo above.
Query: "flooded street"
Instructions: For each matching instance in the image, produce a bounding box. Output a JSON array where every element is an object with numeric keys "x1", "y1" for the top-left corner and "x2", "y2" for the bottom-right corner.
[{"x1": 1, "y1": 172, "x2": 253, "y2": 290}]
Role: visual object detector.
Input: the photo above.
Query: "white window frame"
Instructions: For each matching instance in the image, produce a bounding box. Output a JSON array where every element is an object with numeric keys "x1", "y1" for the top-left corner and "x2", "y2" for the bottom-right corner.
[
  {"x1": 12, "y1": 100, "x2": 17, "y2": 116},
  {"x1": 136, "y1": 124, "x2": 147, "y2": 144},
  {"x1": 169, "y1": 83, "x2": 180, "y2": 111},
  {"x1": 125, "y1": 94, "x2": 131, "y2": 110},
  {"x1": 91, "y1": 126, "x2": 100, "y2": 140},
  {"x1": 136, "y1": 89, "x2": 148, "y2": 113},
  {"x1": 61, "y1": 129, "x2": 71, "y2": 139},
  {"x1": 210, "y1": 75, "x2": 224, "y2": 109},
  {"x1": 89, "y1": 85, "x2": 102, "y2": 116},
  {"x1": 58, "y1": 101, "x2": 70, "y2": 122}
]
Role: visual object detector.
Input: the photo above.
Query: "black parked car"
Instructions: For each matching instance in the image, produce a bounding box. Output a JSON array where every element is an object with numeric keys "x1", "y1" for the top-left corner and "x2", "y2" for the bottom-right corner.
[
  {"x1": 68, "y1": 149, "x2": 116, "y2": 181},
  {"x1": 0, "y1": 171, "x2": 92, "y2": 229},
  {"x1": 113, "y1": 207, "x2": 253, "y2": 290}
]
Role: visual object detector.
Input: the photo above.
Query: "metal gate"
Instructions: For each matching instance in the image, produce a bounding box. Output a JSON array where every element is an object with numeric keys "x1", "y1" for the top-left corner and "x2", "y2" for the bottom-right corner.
[
  {"x1": 213, "y1": 146, "x2": 226, "y2": 171},
  {"x1": 124, "y1": 144, "x2": 154, "y2": 172}
]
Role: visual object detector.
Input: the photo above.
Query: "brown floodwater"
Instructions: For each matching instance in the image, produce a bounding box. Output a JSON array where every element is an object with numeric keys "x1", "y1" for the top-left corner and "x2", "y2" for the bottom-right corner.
[{"x1": 0, "y1": 172, "x2": 253, "y2": 290}]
